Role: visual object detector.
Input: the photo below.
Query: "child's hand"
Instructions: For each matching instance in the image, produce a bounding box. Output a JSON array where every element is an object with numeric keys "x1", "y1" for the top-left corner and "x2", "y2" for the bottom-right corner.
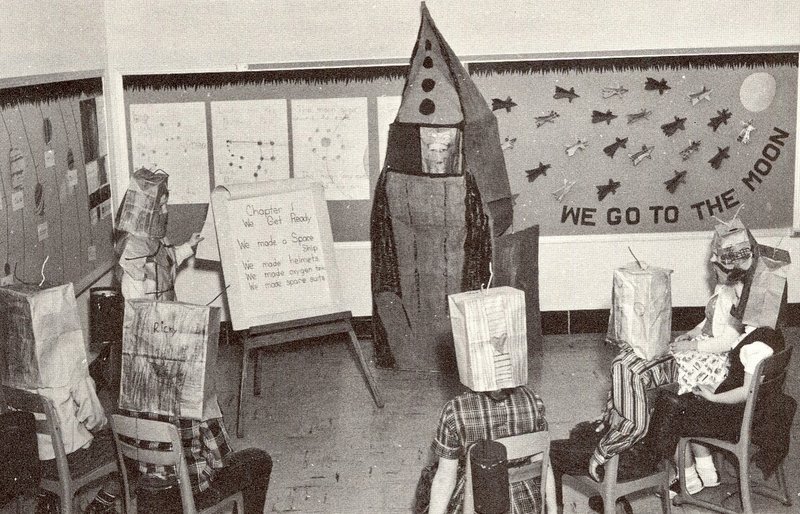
[
  {"x1": 670, "y1": 338, "x2": 696, "y2": 353},
  {"x1": 693, "y1": 384, "x2": 716, "y2": 401}
]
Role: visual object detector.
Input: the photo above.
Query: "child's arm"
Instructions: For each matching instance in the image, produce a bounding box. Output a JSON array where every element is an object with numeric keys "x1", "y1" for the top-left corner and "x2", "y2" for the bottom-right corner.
[{"x1": 428, "y1": 457, "x2": 458, "y2": 514}]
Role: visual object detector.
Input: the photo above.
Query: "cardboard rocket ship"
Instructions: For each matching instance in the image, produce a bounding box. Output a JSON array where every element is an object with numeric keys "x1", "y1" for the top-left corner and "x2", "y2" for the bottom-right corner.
[{"x1": 370, "y1": 3, "x2": 513, "y2": 371}]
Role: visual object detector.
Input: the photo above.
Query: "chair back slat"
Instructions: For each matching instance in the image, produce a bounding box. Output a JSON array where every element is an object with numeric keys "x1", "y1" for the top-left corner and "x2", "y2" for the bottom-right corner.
[
  {"x1": 115, "y1": 439, "x2": 181, "y2": 467},
  {"x1": 110, "y1": 414, "x2": 198, "y2": 513},
  {"x1": 739, "y1": 345, "x2": 793, "y2": 443}
]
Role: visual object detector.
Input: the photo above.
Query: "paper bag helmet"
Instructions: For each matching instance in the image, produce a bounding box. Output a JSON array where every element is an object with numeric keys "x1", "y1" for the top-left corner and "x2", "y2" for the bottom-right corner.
[
  {"x1": 710, "y1": 218, "x2": 754, "y2": 281},
  {"x1": 448, "y1": 287, "x2": 527, "y2": 391},
  {"x1": 116, "y1": 168, "x2": 170, "y2": 238},
  {"x1": 382, "y1": 2, "x2": 513, "y2": 235},
  {"x1": 710, "y1": 216, "x2": 792, "y2": 329}
]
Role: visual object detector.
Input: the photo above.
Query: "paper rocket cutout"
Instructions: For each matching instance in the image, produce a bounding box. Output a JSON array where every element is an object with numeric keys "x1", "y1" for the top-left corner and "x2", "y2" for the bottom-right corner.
[
  {"x1": 492, "y1": 96, "x2": 517, "y2": 112},
  {"x1": 661, "y1": 116, "x2": 687, "y2": 137},
  {"x1": 535, "y1": 111, "x2": 559, "y2": 128},
  {"x1": 628, "y1": 145, "x2": 654, "y2": 166},
  {"x1": 602, "y1": 86, "x2": 629, "y2": 99},
  {"x1": 645, "y1": 77, "x2": 671, "y2": 94},
  {"x1": 709, "y1": 146, "x2": 730, "y2": 170},
  {"x1": 565, "y1": 139, "x2": 588, "y2": 157},
  {"x1": 688, "y1": 86, "x2": 712, "y2": 105},
  {"x1": 664, "y1": 170, "x2": 688, "y2": 194},
  {"x1": 592, "y1": 110, "x2": 617, "y2": 125},
  {"x1": 737, "y1": 120, "x2": 756, "y2": 144},
  {"x1": 553, "y1": 86, "x2": 579, "y2": 102},
  {"x1": 603, "y1": 137, "x2": 628, "y2": 158},
  {"x1": 552, "y1": 179, "x2": 576, "y2": 203},
  {"x1": 526, "y1": 162, "x2": 550, "y2": 182},
  {"x1": 597, "y1": 179, "x2": 621, "y2": 201},
  {"x1": 627, "y1": 109, "x2": 652, "y2": 124},
  {"x1": 708, "y1": 109, "x2": 732, "y2": 132},
  {"x1": 679, "y1": 140, "x2": 701, "y2": 161}
]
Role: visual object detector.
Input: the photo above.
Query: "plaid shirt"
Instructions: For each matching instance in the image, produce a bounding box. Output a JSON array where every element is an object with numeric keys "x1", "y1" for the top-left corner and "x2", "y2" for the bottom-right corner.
[
  {"x1": 594, "y1": 349, "x2": 676, "y2": 465},
  {"x1": 119, "y1": 410, "x2": 233, "y2": 493},
  {"x1": 431, "y1": 386, "x2": 547, "y2": 514}
]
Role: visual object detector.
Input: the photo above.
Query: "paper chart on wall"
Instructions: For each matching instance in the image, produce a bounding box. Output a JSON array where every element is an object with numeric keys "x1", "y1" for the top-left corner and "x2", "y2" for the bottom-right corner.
[
  {"x1": 376, "y1": 96, "x2": 402, "y2": 171},
  {"x1": 210, "y1": 99, "x2": 290, "y2": 188},
  {"x1": 130, "y1": 102, "x2": 209, "y2": 204},
  {"x1": 291, "y1": 97, "x2": 369, "y2": 201}
]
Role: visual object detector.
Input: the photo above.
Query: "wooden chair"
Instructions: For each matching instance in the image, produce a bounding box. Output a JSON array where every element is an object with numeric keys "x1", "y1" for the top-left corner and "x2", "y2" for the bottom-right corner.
[
  {"x1": 0, "y1": 385, "x2": 125, "y2": 514},
  {"x1": 109, "y1": 413, "x2": 244, "y2": 514},
  {"x1": 463, "y1": 431, "x2": 551, "y2": 514},
  {"x1": 674, "y1": 345, "x2": 794, "y2": 514},
  {"x1": 561, "y1": 384, "x2": 675, "y2": 514}
]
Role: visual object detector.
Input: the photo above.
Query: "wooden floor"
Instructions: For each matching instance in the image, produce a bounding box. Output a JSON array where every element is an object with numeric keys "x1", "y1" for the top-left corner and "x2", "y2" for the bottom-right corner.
[
  {"x1": 6, "y1": 329, "x2": 799, "y2": 513},
  {"x1": 222, "y1": 329, "x2": 800, "y2": 513}
]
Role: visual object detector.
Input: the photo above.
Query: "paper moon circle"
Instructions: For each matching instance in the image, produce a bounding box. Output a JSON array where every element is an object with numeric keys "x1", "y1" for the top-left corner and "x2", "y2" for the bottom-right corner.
[{"x1": 739, "y1": 72, "x2": 776, "y2": 112}]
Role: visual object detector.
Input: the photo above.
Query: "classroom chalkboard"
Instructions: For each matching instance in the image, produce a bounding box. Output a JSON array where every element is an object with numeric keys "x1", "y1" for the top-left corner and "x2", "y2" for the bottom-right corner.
[
  {"x1": 0, "y1": 77, "x2": 115, "y2": 294},
  {"x1": 210, "y1": 179, "x2": 343, "y2": 331}
]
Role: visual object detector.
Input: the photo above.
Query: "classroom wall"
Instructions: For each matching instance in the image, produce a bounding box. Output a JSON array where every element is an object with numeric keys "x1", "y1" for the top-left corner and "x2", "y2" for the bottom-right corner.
[
  {"x1": 0, "y1": 1, "x2": 107, "y2": 81},
  {"x1": 102, "y1": 1, "x2": 800, "y2": 315},
  {"x1": 5, "y1": 1, "x2": 799, "y2": 320},
  {"x1": 0, "y1": 0, "x2": 109, "y2": 338}
]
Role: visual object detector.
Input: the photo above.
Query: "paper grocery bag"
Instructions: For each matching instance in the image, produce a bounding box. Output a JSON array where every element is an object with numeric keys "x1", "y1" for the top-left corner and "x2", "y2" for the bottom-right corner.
[
  {"x1": 0, "y1": 283, "x2": 89, "y2": 389},
  {"x1": 739, "y1": 246, "x2": 790, "y2": 329},
  {"x1": 116, "y1": 168, "x2": 169, "y2": 238},
  {"x1": 606, "y1": 262, "x2": 673, "y2": 360},
  {"x1": 120, "y1": 299, "x2": 222, "y2": 420},
  {"x1": 448, "y1": 286, "x2": 527, "y2": 391}
]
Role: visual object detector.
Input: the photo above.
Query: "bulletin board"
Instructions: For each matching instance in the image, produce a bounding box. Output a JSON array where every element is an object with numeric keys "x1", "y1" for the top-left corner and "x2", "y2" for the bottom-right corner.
[
  {"x1": 123, "y1": 67, "x2": 408, "y2": 242},
  {"x1": 0, "y1": 76, "x2": 115, "y2": 294},
  {"x1": 210, "y1": 180, "x2": 342, "y2": 331},
  {"x1": 123, "y1": 51, "x2": 797, "y2": 241},
  {"x1": 470, "y1": 52, "x2": 798, "y2": 235}
]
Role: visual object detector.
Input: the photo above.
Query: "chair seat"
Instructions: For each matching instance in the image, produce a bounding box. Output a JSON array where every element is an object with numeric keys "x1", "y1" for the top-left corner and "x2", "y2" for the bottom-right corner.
[{"x1": 41, "y1": 430, "x2": 116, "y2": 481}]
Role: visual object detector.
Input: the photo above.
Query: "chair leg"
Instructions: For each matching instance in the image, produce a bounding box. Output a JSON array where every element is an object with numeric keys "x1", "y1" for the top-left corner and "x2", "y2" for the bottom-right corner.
[
  {"x1": 738, "y1": 455, "x2": 753, "y2": 514},
  {"x1": 775, "y1": 463, "x2": 791, "y2": 505}
]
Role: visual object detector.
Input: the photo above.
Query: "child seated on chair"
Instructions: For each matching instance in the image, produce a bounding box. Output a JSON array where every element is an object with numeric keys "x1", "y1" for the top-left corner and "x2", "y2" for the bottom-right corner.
[
  {"x1": 113, "y1": 168, "x2": 272, "y2": 514},
  {"x1": 28, "y1": 373, "x2": 122, "y2": 513},
  {"x1": 650, "y1": 217, "x2": 794, "y2": 497},
  {"x1": 422, "y1": 305, "x2": 557, "y2": 514}
]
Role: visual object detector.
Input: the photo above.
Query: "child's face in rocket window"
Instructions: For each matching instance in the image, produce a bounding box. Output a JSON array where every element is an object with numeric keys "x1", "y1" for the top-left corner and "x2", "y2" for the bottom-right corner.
[{"x1": 420, "y1": 127, "x2": 461, "y2": 175}]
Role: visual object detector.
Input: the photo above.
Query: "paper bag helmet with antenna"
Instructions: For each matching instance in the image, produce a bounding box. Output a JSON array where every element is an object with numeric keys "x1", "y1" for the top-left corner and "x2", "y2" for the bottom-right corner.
[
  {"x1": 606, "y1": 251, "x2": 673, "y2": 361},
  {"x1": 116, "y1": 167, "x2": 170, "y2": 239},
  {"x1": 711, "y1": 211, "x2": 792, "y2": 330},
  {"x1": 448, "y1": 265, "x2": 527, "y2": 392}
]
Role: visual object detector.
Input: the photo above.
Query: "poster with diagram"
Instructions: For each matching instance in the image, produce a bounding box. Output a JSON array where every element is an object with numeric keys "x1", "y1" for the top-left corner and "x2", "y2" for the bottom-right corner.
[
  {"x1": 129, "y1": 102, "x2": 209, "y2": 204},
  {"x1": 291, "y1": 97, "x2": 369, "y2": 200},
  {"x1": 210, "y1": 99, "x2": 290, "y2": 187}
]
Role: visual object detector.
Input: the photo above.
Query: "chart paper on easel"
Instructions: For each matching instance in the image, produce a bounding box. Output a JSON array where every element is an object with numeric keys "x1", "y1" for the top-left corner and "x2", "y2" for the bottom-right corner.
[{"x1": 210, "y1": 180, "x2": 343, "y2": 330}]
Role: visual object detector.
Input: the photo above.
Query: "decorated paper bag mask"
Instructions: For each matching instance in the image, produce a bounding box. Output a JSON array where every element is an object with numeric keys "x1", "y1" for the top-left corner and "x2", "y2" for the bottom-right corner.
[
  {"x1": 606, "y1": 262, "x2": 673, "y2": 360},
  {"x1": 448, "y1": 286, "x2": 527, "y2": 391},
  {"x1": 0, "y1": 283, "x2": 89, "y2": 388},
  {"x1": 119, "y1": 299, "x2": 221, "y2": 420},
  {"x1": 740, "y1": 245, "x2": 790, "y2": 329},
  {"x1": 116, "y1": 168, "x2": 169, "y2": 238}
]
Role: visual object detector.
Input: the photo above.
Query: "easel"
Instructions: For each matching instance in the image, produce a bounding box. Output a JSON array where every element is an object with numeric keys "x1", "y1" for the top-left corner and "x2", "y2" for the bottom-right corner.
[{"x1": 236, "y1": 311, "x2": 383, "y2": 438}]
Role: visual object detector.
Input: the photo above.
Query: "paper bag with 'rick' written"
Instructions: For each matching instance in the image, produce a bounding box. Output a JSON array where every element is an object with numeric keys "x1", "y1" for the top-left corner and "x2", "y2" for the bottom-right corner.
[
  {"x1": 0, "y1": 283, "x2": 88, "y2": 389},
  {"x1": 606, "y1": 262, "x2": 673, "y2": 360},
  {"x1": 120, "y1": 299, "x2": 221, "y2": 420}
]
